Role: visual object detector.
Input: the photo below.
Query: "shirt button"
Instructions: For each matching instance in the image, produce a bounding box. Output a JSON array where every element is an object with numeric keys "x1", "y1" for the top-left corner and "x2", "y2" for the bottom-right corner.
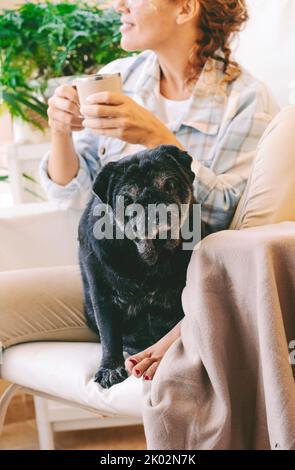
[{"x1": 100, "y1": 146, "x2": 106, "y2": 156}]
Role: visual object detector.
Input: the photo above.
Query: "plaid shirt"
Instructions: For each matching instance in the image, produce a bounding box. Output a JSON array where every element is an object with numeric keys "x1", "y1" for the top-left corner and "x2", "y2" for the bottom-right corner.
[{"x1": 40, "y1": 50, "x2": 279, "y2": 233}]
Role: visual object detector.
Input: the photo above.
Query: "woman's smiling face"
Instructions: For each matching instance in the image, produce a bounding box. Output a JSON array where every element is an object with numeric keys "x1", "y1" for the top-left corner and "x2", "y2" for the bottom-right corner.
[{"x1": 113, "y1": 0, "x2": 182, "y2": 52}]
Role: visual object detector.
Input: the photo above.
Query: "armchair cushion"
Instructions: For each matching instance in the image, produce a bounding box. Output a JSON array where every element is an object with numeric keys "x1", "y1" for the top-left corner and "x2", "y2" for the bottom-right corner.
[{"x1": 1, "y1": 342, "x2": 143, "y2": 418}]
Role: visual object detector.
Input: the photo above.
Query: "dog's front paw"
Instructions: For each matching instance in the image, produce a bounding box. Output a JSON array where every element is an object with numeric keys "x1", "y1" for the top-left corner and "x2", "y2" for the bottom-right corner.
[{"x1": 94, "y1": 365, "x2": 128, "y2": 389}]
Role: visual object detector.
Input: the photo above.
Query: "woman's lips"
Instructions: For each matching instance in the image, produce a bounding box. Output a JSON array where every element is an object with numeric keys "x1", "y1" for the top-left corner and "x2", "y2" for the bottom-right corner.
[{"x1": 120, "y1": 23, "x2": 134, "y2": 32}]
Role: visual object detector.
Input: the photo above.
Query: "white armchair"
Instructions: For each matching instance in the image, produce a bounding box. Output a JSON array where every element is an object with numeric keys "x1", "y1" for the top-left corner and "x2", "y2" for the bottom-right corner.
[{"x1": 0, "y1": 203, "x2": 143, "y2": 450}]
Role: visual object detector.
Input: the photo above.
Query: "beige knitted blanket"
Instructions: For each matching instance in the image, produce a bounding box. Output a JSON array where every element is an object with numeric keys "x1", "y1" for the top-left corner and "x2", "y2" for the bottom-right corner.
[{"x1": 142, "y1": 222, "x2": 295, "y2": 450}]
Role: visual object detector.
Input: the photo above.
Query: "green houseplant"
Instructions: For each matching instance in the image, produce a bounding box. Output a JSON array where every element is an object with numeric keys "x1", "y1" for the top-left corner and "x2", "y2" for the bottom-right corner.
[
  {"x1": 0, "y1": 1, "x2": 135, "y2": 203},
  {"x1": 0, "y1": 0, "x2": 132, "y2": 130}
]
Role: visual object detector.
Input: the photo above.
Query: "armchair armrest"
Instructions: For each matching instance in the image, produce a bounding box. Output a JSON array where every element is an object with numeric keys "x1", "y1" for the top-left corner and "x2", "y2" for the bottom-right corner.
[{"x1": 0, "y1": 202, "x2": 82, "y2": 271}]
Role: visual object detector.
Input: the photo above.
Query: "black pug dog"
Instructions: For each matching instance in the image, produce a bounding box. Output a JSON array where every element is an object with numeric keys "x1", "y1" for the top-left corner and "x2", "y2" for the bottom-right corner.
[{"x1": 78, "y1": 144, "x2": 196, "y2": 389}]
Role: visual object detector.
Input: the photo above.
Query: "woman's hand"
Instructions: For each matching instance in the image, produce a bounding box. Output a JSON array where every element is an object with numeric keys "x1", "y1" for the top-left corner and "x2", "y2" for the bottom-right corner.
[
  {"x1": 125, "y1": 320, "x2": 182, "y2": 381},
  {"x1": 80, "y1": 92, "x2": 184, "y2": 149},
  {"x1": 47, "y1": 85, "x2": 84, "y2": 135}
]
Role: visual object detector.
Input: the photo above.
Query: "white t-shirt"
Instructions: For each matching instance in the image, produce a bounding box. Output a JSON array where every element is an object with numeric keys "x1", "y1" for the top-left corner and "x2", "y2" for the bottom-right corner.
[
  {"x1": 157, "y1": 93, "x2": 191, "y2": 126},
  {"x1": 120, "y1": 93, "x2": 191, "y2": 158}
]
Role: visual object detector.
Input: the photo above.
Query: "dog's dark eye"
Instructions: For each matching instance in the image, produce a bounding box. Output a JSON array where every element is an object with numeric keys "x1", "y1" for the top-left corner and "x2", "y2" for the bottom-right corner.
[{"x1": 164, "y1": 178, "x2": 177, "y2": 192}]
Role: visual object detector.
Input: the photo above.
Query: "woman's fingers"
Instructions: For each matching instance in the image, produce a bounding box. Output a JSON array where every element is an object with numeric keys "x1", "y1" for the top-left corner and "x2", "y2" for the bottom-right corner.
[
  {"x1": 50, "y1": 96, "x2": 80, "y2": 115},
  {"x1": 48, "y1": 108, "x2": 82, "y2": 125},
  {"x1": 143, "y1": 362, "x2": 159, "y2": 380},
  {"x1": 125, "y1": 350, "x2": 161, "y2": 379},
  {"x1": 86, "y1": 91, "x2": 126, "y2": 106},
  {"x1": 55, "y1": 84, "x2": 80, "y2": 106},
  {"x1": 47, "y1": 84, "x2": 84, "y2": 134},
  {"x1": 130, "y1": 356, "x2": 155, "y2": 378},
  {"x1": 82, "y1": 117, "x2": 125, "y2": 130},
  {"x1": 125, "y1": 358, "x2": 137, "y2": 374},
  {"x1": 80, "y1": 104, "x2": 122, "y2": 118},
  {"x1": 125, "y1": 351, "x2": 152, "y2": 373}
]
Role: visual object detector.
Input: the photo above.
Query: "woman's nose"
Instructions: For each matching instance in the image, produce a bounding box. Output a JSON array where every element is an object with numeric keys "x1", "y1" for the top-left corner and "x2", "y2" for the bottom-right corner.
[{"x1": 113, "y1": 0, "x2": 130, "y2": 13}]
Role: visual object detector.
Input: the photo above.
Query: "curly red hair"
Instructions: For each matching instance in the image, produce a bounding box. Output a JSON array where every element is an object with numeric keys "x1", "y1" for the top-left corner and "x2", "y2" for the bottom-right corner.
[{"x1": 179, "y1": 0, "x2": 249, "y2": 86}]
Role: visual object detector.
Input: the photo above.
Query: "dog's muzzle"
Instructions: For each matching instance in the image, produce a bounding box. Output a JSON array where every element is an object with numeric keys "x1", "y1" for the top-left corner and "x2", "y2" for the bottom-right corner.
[{"x1": 130, "y1": 206, "x2": 182, "y2": 265}]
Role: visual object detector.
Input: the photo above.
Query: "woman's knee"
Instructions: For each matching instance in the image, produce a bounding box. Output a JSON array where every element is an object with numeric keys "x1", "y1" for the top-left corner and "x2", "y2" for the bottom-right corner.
[{"x1": 0, "y1": 265, "x2": 85, "y2": 348}]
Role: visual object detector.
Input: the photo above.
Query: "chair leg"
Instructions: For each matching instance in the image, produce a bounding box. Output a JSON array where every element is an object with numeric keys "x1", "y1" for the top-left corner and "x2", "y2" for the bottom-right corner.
[
  {"x1": 0, "y1": 383, "x2": 22, "y2": 436},
  {"x1": 34, "y1": 396, "x2": 55, "y2": 450}
]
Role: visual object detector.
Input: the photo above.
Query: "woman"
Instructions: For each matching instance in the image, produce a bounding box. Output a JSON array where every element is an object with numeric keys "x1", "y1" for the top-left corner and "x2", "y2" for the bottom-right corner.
[{"x1": 0, "y1": 1, "x2": 278, "y2": 378}]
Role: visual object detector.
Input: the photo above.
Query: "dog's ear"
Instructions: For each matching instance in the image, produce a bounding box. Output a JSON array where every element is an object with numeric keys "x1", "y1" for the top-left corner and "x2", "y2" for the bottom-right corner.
[
  {"x1": 92, "y1": 162, "x2": 118, "y2": 204},
  {"x1": 156, "y1": 145, "x2": 195, "y2": 186}
]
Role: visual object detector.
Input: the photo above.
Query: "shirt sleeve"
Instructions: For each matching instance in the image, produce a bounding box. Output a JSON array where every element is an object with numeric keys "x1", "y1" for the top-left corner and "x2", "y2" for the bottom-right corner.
[
  {"x1": 191, "y1": 84, "x2": 279, "y2": 236},
  {"x1": 39, "y1": 127, "x2": 100, "y2": 209}
]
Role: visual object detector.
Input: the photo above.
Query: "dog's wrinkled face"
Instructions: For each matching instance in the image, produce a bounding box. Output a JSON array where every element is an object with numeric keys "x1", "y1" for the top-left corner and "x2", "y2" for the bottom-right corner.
[{"x1": 92, "y1": 145, "x2": 195, "y2": 265}]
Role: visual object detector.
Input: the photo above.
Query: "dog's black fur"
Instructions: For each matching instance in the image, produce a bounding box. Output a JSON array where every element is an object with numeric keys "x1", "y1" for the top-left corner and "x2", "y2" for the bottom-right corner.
[{"x1": 78, "y1": 145, "x2": 195, "y2": 388}]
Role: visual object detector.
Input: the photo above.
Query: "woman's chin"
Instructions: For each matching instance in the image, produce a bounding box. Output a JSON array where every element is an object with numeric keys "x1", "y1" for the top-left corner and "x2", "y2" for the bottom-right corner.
[{"x1": 120, "y1": 38, "x2": 143, "y2": 53}]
